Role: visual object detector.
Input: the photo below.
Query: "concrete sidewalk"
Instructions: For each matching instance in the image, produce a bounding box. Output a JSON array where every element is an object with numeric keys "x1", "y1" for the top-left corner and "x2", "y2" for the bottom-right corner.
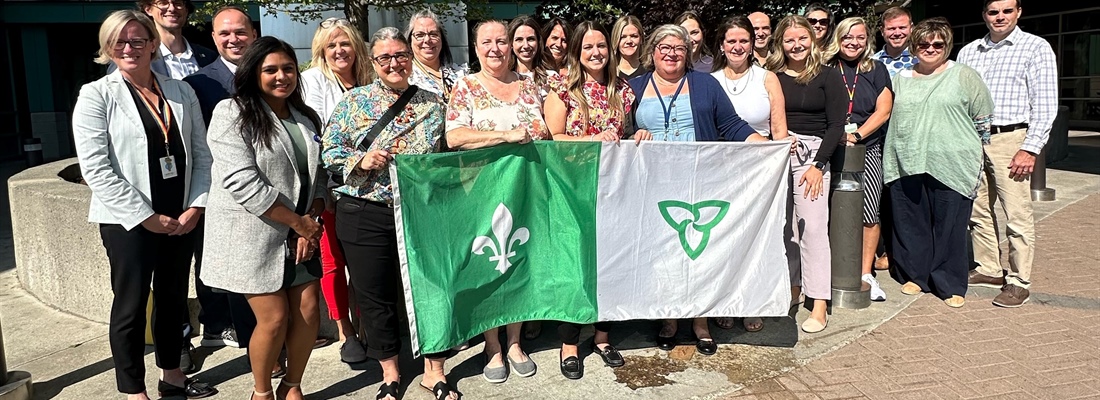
[{"x1": 1, "y1": 147, "x2": 1097, "y2": 399}]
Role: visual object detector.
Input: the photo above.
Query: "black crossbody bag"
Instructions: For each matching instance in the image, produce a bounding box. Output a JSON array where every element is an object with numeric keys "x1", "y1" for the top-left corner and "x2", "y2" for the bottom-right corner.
[{"x1": 332, "y1": 85, "x2": 419, "y2": 185}]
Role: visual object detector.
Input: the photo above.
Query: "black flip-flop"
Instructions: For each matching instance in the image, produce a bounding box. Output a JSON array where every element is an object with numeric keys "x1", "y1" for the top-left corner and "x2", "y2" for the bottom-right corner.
[
  {"x1": 376, "y1": 381, "x2": 400, "y2": 400},
  {"x1": 420, "y1": 381, "x2": 460, "y2": 400}
]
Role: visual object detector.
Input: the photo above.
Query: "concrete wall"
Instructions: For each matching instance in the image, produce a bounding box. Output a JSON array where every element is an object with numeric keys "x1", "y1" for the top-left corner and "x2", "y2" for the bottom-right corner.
[{"x1": 9, "y1": 159, "x2": 337, "y2": 337}]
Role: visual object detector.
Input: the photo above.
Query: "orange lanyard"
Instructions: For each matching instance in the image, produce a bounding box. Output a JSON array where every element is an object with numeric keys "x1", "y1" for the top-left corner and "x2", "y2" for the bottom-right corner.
[
  {"x1": 133, "y1": 79, "x2": 173, "y2": 152},
  {"x1": 839, "y1": 64, "x2": 858, "y2": 121}
]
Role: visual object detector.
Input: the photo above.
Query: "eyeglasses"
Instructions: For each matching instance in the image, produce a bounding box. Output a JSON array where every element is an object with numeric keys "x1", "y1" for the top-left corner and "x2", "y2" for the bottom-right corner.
[
  {"x1": 655, "y1": 44, "x2": 688, "y2": 56},
  {"x1": 412, "y1": 31, "x2": 442, "y2": 42},
  {"x1": 916, "y1": 42, "x2": 946, "y2": 50},
  {"x1": 114, "y1": 39, "x2": 150, "y2": 50},
  {"x1": 152, "y1": 0, "x2": 185, "y2": 10},
  {"x1": 320, "y1": 18, "x2": 350, "y2": 28},
  {"x1": 372, "y1": 51, "x2": 412, "y2": 64},
  {"x1": 841, "y1": 35, "x2": 867, "y2": 43},
  {"x1": 985, "y1": 8, "x2": 1018, "y2": 16},
  {"x1": 806, "y1": 17, "x2": 829, "y2": 26}
]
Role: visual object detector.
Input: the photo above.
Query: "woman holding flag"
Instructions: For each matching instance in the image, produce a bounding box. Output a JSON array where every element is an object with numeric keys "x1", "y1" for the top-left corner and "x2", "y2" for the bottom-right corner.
[
  {"x1": 321, "y1": 27, "x2": 458, "y2": 400},
  {"x1": 543, "y1": 20, "x2": 635, "y2": 379}
]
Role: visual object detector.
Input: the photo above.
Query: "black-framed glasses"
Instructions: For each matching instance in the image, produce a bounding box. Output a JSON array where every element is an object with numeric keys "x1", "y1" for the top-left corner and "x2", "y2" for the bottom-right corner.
[
  {"x1": 411, "y1": 31, "x2": 442, "y2": 42},
  {"x1": 806, "y1": 17, "x2": 829, "y2": 26},
  {"x1": 114, "y1": 39, "x2": 150, "y2": 50},
  {"x1": 655, "y1": 44, "x2": 688, "y2": 56},
  {"x1": 320, "y1": 18, "x2": 350, "y2": 28},
  {"x1": 985, "y1": 8, "x2": 1018, "y2": 16},
  {"x1": 916, "y1": 42, "x2": 946, "y2": 50},
  {"x1": 152, "y1": 0, "x2": 185, "y2": 10},
  {"x1": 372, "y1": 52, "x2": 412, "y2": 64}
]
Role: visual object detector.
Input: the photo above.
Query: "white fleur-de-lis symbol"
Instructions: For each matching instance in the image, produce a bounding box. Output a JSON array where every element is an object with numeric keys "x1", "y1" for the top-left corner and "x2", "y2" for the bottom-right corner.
[{"x1": 471, "y1": 203, "x2": 530, "y2": 274}]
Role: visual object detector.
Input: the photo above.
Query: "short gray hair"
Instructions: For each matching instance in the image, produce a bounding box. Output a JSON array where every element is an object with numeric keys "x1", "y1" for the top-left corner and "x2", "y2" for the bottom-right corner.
[
  {"x1": 641, "y1": 24, "x2": 692, "y2": 71},
  {"x1": 95, "y1": 9, "x2": 158, "y2": 65},
  {"x1": 369, "y1": 26, "x2": 409, "y2": 57}
]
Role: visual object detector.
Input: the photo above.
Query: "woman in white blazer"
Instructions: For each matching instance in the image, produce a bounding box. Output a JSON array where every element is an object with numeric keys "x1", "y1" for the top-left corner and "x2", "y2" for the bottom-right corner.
[
  {"x1": 200, "y1": 37, "x2": 325, "y2": 400},
  {"x1": 297, "y1": 17, "x2": 372, "y2": 364},
  {"x1": 71, "y1": 10, "x2": 216, "y2": 400}
]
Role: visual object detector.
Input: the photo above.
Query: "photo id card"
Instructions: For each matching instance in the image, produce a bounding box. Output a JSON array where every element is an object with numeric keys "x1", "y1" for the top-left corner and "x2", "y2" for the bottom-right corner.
[
  {"x1": 159, "y1": 155, "x2": 178, "y2": 179},
  {"x1": 844, "y1": 123, "x2": 859, "y2": 134}
]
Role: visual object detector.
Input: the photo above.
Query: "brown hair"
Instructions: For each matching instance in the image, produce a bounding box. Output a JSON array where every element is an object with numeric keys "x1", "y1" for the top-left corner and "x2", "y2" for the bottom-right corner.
[
  {"x1": 711, "y1": 15, "x2": 754, "y2": 73},
  {"x1": 908, "y1": 17, "x2": 954, "y2": 56},
  {"x1": 135, "y1": 0, "x2": 195, "y2": 15},
  {"x1": 563, "y1": 21, "x2": 622, "y2": 135},
  {"x1": 880, "y1": 6, "x2": 912, "y2": 25}
]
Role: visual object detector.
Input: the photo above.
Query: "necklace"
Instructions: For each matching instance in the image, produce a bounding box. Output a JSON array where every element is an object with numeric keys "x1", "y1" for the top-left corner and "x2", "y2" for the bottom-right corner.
[{"x1": 722, "y1": 66, "x2": 753, "y2": 96}]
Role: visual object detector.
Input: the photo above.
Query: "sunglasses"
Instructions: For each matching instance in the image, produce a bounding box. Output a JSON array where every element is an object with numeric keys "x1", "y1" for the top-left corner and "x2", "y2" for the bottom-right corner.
[
  {"x1": 806, "y1": 17, "x2": 829, "y2": 26},
  {"x1": 916, "y1": 42, "x2": 946, "y2": 50},
  {"x1": 320, "y1": 18, "x2": 350, "y2": 28}
]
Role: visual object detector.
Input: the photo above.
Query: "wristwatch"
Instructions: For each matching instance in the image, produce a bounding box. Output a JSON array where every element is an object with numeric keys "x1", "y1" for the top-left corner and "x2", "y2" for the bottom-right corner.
[
  {"x1": 852, "y1": 132, "x2": 863, "y2": 141},
  {"x1": 812, "y1": 161, "x2": 826, "y2": 171}
]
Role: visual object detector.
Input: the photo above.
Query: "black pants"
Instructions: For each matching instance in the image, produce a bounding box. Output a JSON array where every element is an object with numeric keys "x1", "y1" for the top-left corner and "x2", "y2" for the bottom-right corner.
[
  {"x1": 888, "y1": 174, "x2": 972, "y2": 299},
  {"x1": 558, "y1": 322, "x2": 612, "y2": 346},
  {"x1": 100, "y1": 224, "x2": 194, "y2": 394},
  {"x1": 183, "y1": 216, "x2": 256, "y2": 345}
]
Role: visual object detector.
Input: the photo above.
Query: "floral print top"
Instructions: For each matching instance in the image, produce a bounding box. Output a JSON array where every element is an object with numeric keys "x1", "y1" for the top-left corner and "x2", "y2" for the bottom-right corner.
[
  {"x1": 321, "y1": 80, "x2": 446, "y2": 203},
  {"x1": 553, "y1": 76, "x2": 636, "y2": 137},
  {"x1": 408, "y1": 61, "x2": 469, "y2": 102},
  {"x1": 445, "y1": 73, "x2": 549, "y2": 139}
]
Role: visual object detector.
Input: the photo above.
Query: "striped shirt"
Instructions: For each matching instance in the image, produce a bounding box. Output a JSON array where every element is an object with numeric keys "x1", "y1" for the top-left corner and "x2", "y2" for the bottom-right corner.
[{"x1": 957, "y1": 27, "x2": 1058, "y2": 155}]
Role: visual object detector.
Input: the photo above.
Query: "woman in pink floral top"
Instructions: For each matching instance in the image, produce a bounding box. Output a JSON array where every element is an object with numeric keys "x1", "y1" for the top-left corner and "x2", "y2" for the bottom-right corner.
[
  {"x1": 545, "y1": 22, "x2": 636, "y2": 142},
  {"x1": 443, "y1": 20, "x2": 545, "y2": 385}
]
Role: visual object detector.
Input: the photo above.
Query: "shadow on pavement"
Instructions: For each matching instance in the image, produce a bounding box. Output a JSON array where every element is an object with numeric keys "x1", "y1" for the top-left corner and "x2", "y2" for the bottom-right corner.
[
  {"x1": 1050, "y1": 138, "x2": 1100, "y2": 176},
  {"x1": 30, "y1": 353, "x2": 141, "y2": 399}
]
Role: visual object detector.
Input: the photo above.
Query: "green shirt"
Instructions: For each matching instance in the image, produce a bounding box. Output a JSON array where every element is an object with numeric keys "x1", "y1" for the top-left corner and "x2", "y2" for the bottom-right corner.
[
  {"x1": 884, "y1": 62, "x2": 993, "y2": 198},
  {"x1": 282, "y1": 117, "x2": 311, "y2": 213}
]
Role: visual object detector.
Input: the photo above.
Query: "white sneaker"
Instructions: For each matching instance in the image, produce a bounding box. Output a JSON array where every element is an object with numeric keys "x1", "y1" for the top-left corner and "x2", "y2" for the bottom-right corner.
[{"x1": 863, "y1": 274, "x2": 886, "y2": 302}]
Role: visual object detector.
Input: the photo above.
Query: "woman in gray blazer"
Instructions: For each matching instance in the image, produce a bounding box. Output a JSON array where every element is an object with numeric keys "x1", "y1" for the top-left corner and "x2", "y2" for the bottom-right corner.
[
  {"x1": 200, "y1": 37, "x2": 325, "y2": 400},
  {"x1": 72, "y1": 10, "x2": 216, "y2": 400}
]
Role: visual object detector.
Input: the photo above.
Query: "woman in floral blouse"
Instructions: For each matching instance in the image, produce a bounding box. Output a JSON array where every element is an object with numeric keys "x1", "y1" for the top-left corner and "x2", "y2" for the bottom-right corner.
[
  {"x1": 445, "y1": 20, "x2": 547, "y2": 385},
  {"x1": 542, "y1": 21, "x2": 634, "y2": 380},
  {"x1": 321, "y1": 27, "x2": 458, "y2": 400},
  {"x1": 404, "y1": 9, "x2": 467, "y2": 102}
]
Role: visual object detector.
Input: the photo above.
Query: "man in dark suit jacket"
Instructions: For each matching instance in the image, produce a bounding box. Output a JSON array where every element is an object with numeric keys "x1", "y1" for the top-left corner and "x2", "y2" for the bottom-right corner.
[{"x1": 180, "y1": 5, "x2": 258, "y2": 366}]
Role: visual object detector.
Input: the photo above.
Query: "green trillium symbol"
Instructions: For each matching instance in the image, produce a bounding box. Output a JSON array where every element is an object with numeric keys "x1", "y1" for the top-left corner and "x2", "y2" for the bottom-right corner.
[{"x1": 658, "y1": 200, "x2": 731, "y2": 260}]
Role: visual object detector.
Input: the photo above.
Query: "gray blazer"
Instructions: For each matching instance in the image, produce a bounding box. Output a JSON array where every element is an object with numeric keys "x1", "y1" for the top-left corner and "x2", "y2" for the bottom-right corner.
[
  {"x1": 72, "y1": 70, "x2": 211, "y2": 230},
  {"x1": 201, "y1": 99, "x2": 326, "y2": 294}
]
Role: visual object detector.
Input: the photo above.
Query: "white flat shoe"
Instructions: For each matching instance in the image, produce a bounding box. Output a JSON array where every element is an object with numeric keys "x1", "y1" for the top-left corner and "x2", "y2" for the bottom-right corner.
[{"x1": 801, "y1": 316, "x2": 829, "y2": 333}]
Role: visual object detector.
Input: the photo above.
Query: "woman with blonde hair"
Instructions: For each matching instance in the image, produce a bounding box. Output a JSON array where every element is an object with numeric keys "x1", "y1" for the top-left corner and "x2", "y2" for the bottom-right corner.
[
  {"x1": 543, "y1": 21, "x2": 636, "y2": 377},
  {"x1": 298, "y1": 17, "x2": 372, "y2": 365},
  {"x1": 765, "y1": 15, "x2": 847, "y2": 334},
  {"x1": 73, "y1": 9, "x2": 216, "y2": 399},
  {"x1": 823, "y1": 17, "x2": 894, "y2": 303},
  {"x1": 612, "y1": 15, "x2": 645, "y2": 81}
]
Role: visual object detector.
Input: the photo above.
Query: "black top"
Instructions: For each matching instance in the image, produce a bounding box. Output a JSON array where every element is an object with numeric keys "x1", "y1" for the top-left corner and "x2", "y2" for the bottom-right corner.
[
  {"x1": 126, "y1": 81, "x2": 187, "y2": 218},
  {"x1": 778, "y1": 66, "x2": 847, "y2": 164},
  {"x1": 838, "y1": 58, "x2": 892, "y2": 146},
  {"x1": 618, "y1": 67, "x2": 646, "y2": 82}
]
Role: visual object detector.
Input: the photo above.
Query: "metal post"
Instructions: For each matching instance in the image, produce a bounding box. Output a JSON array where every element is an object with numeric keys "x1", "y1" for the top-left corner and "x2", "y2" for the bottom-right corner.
[
  {"x1": 1030, "y1": 149, "x2": 1055, "y2": 201},
  {"x1": 0, "y1": 312, "x2": 32, "y2": 400},
  {"x1": 829, "y1": 144, "x2": 870, "y2": 309},
  {"x1": 0, "y1": 317, "x2": 6, "y2": 386}
]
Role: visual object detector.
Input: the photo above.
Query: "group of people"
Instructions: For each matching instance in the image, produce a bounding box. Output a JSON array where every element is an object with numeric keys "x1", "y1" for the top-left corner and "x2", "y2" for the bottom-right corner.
[{"x1": 72, "y1": 0, "x2": 1055, "y2": 399}]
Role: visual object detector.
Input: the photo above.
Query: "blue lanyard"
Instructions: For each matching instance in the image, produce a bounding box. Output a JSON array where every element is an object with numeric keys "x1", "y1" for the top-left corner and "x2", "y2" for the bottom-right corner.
[{"x1": 649, "y1": 74, "x2": 687, "y2": 131}]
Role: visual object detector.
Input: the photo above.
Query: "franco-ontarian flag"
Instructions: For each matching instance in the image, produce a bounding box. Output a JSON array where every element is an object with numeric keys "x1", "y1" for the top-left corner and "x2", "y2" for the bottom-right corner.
[{"x1": 391, "y1": 141, "x2": 792, "y2": 355}]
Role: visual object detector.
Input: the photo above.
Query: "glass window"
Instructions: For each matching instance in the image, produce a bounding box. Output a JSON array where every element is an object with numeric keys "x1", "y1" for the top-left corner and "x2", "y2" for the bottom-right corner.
[
  {"x1": 964, "y1": 25, "x2": 987, "y2": 42},
  {"x1": 1059, "y1": 77, "x2": 1096, "y2": 98},
  {"x1": 1064, "y1": 10, "x2": 1100, "y2": 31},
  {"x1": 1019, "y1": 15, "x2": 1061, "y2": 36},
  {"x1": 1062, "y1": 32, "x2": 1100, "y2": 78},
  {"x1": 1060, "y1": 99, "x2": 1100, "y2": 122}
]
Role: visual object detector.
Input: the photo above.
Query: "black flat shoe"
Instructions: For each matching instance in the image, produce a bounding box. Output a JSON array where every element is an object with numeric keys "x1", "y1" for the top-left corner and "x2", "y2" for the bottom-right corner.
[
  {"x1": 158, "y1": 378, "x2": 218, "y2": 399},
  {"x1": 656, "y1": 335, "x2": 676, "y2": 351},
  {"x1": 559, "y1": 352, "x2": 583, "y2": 380},
  {"x1": 340, "y1": 339, "x2": 368, "y2": 364},
  {"x1": 376, "y1": 381, "x2": 400, "y2": 400},
  {"x1": 592, "y1": 343, "x2": 625, "y2": 368},
  {"x1": 695, "y1": 338, "x2": 717, "y2": 356}
]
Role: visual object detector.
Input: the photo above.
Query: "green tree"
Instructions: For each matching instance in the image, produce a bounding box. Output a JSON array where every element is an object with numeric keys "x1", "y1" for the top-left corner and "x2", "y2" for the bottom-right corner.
[{"x1": 195, "y1": 0, "x2": 489, "y2": 36}]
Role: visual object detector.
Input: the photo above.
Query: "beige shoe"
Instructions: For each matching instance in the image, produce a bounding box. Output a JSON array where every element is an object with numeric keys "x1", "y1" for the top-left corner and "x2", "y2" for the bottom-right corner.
[
  {"x1": 944, "y1": 295, "x2": 965, "y2": 308},
  {"x1": 901, "y1": 281, "x2": 922, "y2": 295},
  {"x1": 800, "y1": 316, "x2": 828, "y2": 333}
]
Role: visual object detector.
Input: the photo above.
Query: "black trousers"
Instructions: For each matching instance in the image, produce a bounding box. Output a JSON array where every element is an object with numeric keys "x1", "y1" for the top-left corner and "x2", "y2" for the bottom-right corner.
[
  {"x1": 183, "y1": 216, "x2": 256, "y2": 345},
  {"x1": 888, "y1": 174, "x2": 972, "y2": 299},
  {"x1": 100, "y1": 224, "x2": 194, "y2": 394},
  {"x1": 558, "y1": 322, "x2": 612, "y2": 346}
]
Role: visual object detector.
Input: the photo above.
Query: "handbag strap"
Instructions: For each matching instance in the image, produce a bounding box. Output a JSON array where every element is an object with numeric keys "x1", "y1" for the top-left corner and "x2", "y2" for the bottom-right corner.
[{"x1": 357, "y1": 85, "x2": 419, "y2": 152}]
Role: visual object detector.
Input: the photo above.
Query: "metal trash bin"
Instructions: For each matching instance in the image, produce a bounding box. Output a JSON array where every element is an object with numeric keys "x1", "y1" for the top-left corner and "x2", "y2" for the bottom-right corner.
[{"x1": 829, "y1": 144, "x2": 870, "y2": 309}]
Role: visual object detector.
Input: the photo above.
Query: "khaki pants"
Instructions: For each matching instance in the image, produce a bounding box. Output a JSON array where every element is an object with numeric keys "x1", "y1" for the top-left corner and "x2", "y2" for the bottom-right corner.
[{"x1": 970, "y1": 129, "x2": 1035, "y2": 288}]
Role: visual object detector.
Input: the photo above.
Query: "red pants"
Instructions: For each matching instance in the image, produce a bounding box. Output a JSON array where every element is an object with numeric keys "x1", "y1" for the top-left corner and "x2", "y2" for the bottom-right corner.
[{"x1": 320, "y1": 209, "x2": 349, "y2": 321}]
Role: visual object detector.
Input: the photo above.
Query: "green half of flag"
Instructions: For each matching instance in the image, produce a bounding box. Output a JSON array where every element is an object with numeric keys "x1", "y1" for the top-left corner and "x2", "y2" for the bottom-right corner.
[{"x1": 393, "y1": 142, "x2": 602, "y2": 355}]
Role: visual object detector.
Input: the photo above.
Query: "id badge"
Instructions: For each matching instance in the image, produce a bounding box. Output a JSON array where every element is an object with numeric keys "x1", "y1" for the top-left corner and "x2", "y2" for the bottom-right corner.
[
  {"x1": 844, "y1": 123, "x2": 859, "y2": 134},
  {"x1": 159, "y1": 155, "x2": 178, "y2": 179}
]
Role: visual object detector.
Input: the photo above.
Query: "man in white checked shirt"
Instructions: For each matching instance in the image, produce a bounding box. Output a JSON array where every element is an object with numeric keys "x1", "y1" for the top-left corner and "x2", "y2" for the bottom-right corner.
[{"x1": 957, "y1": 0, "x2": 1057, "y2": 308}]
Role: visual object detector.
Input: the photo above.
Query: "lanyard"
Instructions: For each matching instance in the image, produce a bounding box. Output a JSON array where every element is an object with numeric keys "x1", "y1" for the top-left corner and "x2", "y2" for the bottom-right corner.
[
  {"x1": 839, "y1": 63, "x2": 858, "y2": 122},
  {"x1": 132, "y1": 78, "x2": 173, "y2": 152},
  {"x1": 649, "y1": 74, "x2": 687, "y2": 132}
]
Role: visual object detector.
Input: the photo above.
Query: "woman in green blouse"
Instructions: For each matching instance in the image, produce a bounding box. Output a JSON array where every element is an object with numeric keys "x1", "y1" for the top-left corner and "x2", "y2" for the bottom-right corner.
[{"x1": 883, "y1": 18, "x2": 993, "y2": 308}]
